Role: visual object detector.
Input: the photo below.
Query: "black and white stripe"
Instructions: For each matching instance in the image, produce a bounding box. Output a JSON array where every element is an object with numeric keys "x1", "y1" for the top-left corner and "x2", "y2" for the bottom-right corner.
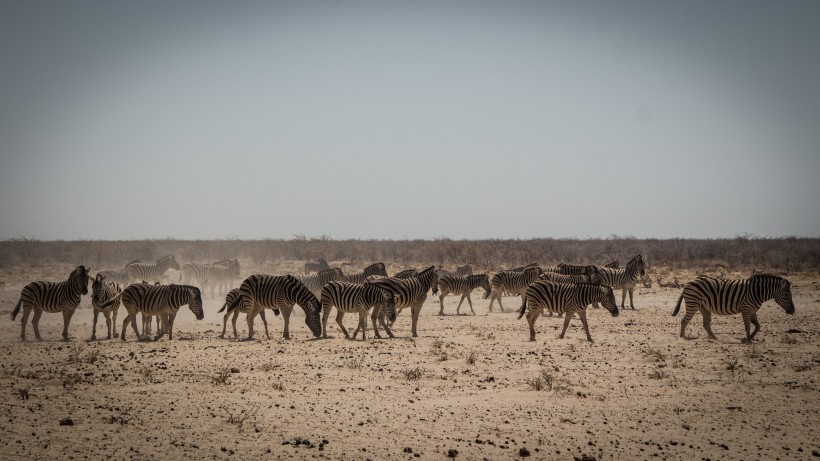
[
  {"x1": 437, "y1": 274, "x2": 491, "y2": 316},
  {"x1": 366, "y1": 266, "x2": 438, "y2": 338},
  {"x1": 227, "y1": 274, "x2": 322, "y2": 340},
  {"x1": 518, "y1": 281, "x2": 619, "y2": 342},
  {"x1": 125, "y1": 255, "x2": 180, "y2": 286},
  {"x1": 320, "y1": 281, "x2": 397, "y2": 340},
  {"x1": 589, "y1": 255, "x2": 646, "y2": 309},
  {"x1": 11, "y1": 265, "x2": 91, "y2": 341},
  {"x1": 487, "y1": 266, "x2": 543, "y2": 312},
  {"x1": 98, "y1": 259, "x2": 141, "y2": 289},
  {"x1": 672, "y1": 273, "x2": 795, "y2": 343},
  {"x1": 91, "y1": 274, "x2": 122, "y2": 340},
  {"x1": 295, "y1": 267, "x2": 344, "y2": 298},
  {"x1": 217, "y1": 288, "x2": 270, "y2": 340},
  {"x1": 342, "y1": 263, "x2": 388, "y2": 284},
  {"x1": 119, "y1": 283, "x2": 203, "y2": 341},
  {"x1": 394, "y1": 269, "x2": 418, "y2": 279}
]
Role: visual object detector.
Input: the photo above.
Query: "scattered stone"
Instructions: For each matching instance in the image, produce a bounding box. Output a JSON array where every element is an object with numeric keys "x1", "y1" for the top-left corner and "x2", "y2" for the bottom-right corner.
[
  {"x1": 404, "y1": 447, "x2": 413, "y2": 453},
  {"x1": 230, "y1": 367, "x2": 240, "y2": 373},
  {"x1": 519, "y1": 447, "x2": 531, "y2": 457},
  {"x1": 59, "y1": 418, "x2": 73, "y2": 426}
]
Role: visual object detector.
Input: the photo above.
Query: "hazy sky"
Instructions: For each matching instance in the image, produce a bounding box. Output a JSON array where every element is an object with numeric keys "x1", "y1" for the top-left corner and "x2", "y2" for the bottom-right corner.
[{"x1": 1, "y1": 1, "x2": 818, "y2": 240}]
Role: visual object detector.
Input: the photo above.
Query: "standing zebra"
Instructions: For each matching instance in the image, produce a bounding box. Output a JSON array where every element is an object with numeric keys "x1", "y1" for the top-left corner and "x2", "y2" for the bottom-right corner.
[
  {"x1": 342, "y1": 263, "x2": 388, "y2": 284},
  {"x1": 91, "y1": 274, "x2": 122, "y2": 340},
  {"x1": 126, "y1": 255, "x2": 180, "y2": 286},
  {"x1": 118, "y1": 283, "x2": 203, "y2": 341},
  {"x1": 11, "y1": 265, "x2": 91, "y2": 341},
  {"x1": 518, "y1": 281, "x2": 619, "y2": 342},
  {"x1": 320, "y1": 281, "x2": 397, "y2": 340},
  {"x1": 226, "y1": 274, "x2": 322, "y2": 340},
  {"x1": 589, "y1": 255, "x2": 646, "y2": 309},
  {"x1": 672, "y1": 273, "x2": 795, "y2": 343},
  {"x1": 98, "y1": 259, "x2": 141, "y2": 289},
  {"x1": 437, "y1": 274, "x2": 491, "y2": 316},
  {"x1": 487, "y1": 266, "x2": 543, "y2": 312},
  {"x1": 366, "y1": 266, "x2": 438, "y2": 338},
  {"x1": 294, "y1": 267, "x2": 344, "y2": 298},
  {"x1": 217, "y1": 288, "x2": 270, "y2": 340}
]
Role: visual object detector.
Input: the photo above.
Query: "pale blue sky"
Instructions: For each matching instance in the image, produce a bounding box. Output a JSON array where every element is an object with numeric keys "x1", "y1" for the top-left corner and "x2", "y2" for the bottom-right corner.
[{"x1": 1, "y1": 1, "x2": 818, "y2": 240}]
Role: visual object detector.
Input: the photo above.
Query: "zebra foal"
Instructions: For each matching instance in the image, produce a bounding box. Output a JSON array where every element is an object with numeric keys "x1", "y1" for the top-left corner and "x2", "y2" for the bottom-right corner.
[
  {"x1": 437, "y1": 274, "x2": 491, "y2": 315},
  {"x1": 91, "y1": 274, "x2": 122, "y2": 340},
  {"x1": 673, "y1": 273, "x2": 795, "y2": 343},
  {"x1": 217, "y1": 288, "x2": 270, "y2": 340},
  {"x1": 320, "y1": 281, "x2": 396, "y2": 340},
  {"x1": 117, "y1": 283, "x2": 203, "y2": 341},
  {"x1": 519, "y1": 281, "x2": 618, "y2": 342},
  {"x1": 11, "y1": 265, "x2": 91, "y2": 341}
]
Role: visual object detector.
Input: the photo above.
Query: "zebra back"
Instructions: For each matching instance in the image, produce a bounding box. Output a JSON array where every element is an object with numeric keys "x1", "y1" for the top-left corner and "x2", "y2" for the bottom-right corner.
[
  {"x1": 491, "y1": 266, "x2": 542, "y2": 295},
  {"x1": 121, "y1": 283, "x2": 203, "y2": 319},
  {"x1": 510, "y1": 263, "x2": 540, "y2": 272},
  {"x1": 589, "y1": 255, "x2": 645, "y2": 289},
  {"x1": 538, "y1": 272, "x2": 590, "y2": 284},
  {"x1": 126, "y1": 255, "x2": 180, "y2": 284},
  {"x1": 233, "y1": 274, "x2": 322, "y2": 337},
  {"x1": 394, "y1": 269, "x2": 418, "y2": 279},
  {"x1": 343, "y1": 262, "x2": 388, "y2": 284},
  {"x1": 556, "y1": 263, "x2": 596, "y2": 276},
  {"x1": 368, "y1": 265, "x2": 439, "y2": 310},
  {"x1": 455, "y1": 265, "x2": 473, "y2": 277},
  {"x1": 521, "y1": 281, "x2": 618, "y2": 319},
  {"x1": 674, "y1": 273, "x2": 795, "y2": 316},
  {"x1": 439, "y1": 274, "x2": 491, "y2": 298},
  {"x1": 92, "y1": 274, "x2": 122, "y2": 312},
  {"x1": 320, "y1": 281, "x2": 397, "y2": 322},
  {"x1": 11, "y1": 265, "x2": 91, "y2": 320}
]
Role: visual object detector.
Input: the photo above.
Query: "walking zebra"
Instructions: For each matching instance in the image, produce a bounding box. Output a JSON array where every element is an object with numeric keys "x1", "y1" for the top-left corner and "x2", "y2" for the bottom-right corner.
[
  {"x1": 394, "y1": 268, "x2": 418, "y2": 279},
  {"x1": 98, "y1": 259, "x2": 141, "y2": 289},
  {"x1": 126, "y1": 255, "x2": 180, "y2": 285},
  {"x1": 91, "y1": 274, "x2": 122, "y2": 340},
  {"x1": 672, "y1": 273, "x2": 795, "y2": 343},
  {"x1": 11, "y1": 265, "x2": 91, "y2": 341},
  {"x1": 342, "y1": 263, "x2": 388, "y2": 284},
  {"x1": 226, "y1": 274, "x2": 322, "y2": 340},
  {"x1": 118, "y1": 283, "x2": 203, "y2": 341},
  {"x1": 294, "y1": 267, "x2": 344, "y2": 298},
  {"x1": 217, "y1": 288, "x2": 270, "y2": 340},
  {"x1": 365, "y1": 266, "x2": 438, "y2": 338},
  {"x1": 589, "y1": 255, "x2": 646, "y2": 309},
  {"x1": 437, "y1": 274, "x2": 491, "y2": 315},
  {"x1": 487, "y1": 266, "x2": 543, "y2": 312},
  {"x1": 320, "y1": 281, "x2": 397, "y2": 340},
  {"x1": 518, "y1": 281, "x2": 619, "y2": 342}
]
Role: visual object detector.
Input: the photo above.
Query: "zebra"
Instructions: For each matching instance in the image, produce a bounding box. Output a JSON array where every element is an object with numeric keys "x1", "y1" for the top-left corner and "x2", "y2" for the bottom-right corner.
[
  {"x1": 320, "y1": 281, "x2": 397, "y2": 340},
  {"x1": 294, "y1": 267, "x2": 344, "y2": 298},
  {"x1": 394, "y1": 268, "x2": 418, "y2": 279},
  {"x1": 10, "y1": 265, "x2": 91, "y2": 341},
  {"x1": 589, "y1": 255, "x2": 646, "y2": 309},
  {"x1": 672, "y1": 273, "x2": 795, "y2": 343},
  {"x1": 180, "y1": 259, "x2": 239, "y2": 297},
  {"x1": 126, "y1": 255, "x2": 180, "y2": 286},
  {"x1": 217, "y1": 288, "x2": 270, "y2": 340},
  {"x1": 437, "y1": 274, "x2": 491, "y2": 315},
  {"x1": 226, "y1": 274, "x2": 322, "y2": 340},
  {"x1": 365, "y1": 266, "x2": 438, "y2": 338},
  {"x1": 117, "y1": 282, "x2": 203, "y2": 341},
  {"x1": 91, "y1": 274, "x2": 122, "y2": 340},
  {"x1": 342, "y1": 262, "x2": 388, "y2": 284},
  {"x1": 487, "y1": 266, "x2": 543, "y2": 312},
  {"x1": 518, "y1": 281, "x2": 619, "y2": 342},
  {"x1": 555, "y1": 261, "x2": 618, "y2": 275},
  {"x1": 98, "y1": 259, "x2": 141, "y2": 289}
]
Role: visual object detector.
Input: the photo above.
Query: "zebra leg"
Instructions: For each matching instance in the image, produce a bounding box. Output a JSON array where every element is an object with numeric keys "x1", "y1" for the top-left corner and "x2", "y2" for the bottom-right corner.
[
  {"x1": 466, "y1": 294, "x2": 475, "y2": 315},
  {"x1": 621, "y1": 288, "x2": 627, "y2": 308},
  {"x1": 322, "y1": 304, "x2": 333, "y2": 339},
  {"x1": 353, "y1": 311, "x2": 367, "y2": 341},
  {"x1": 700, "y1": 308, "x2": 717, "y2": 340},
  {"x1": 112, "y1": 305, "x2": 119, "y2": 338},
  {"x1": 741, "y1": 311, "x2": 753, "y2": 344},
  {"x1": 578, "y1": 310, "x2": 593, "y2": 342},
  {"x1": 104, "y1": 310, "x2": 113, "y2": 340},
  {"x1": 19, "y1": 304, "x2": 32, "y2": 341},
  {"x1": 244, "y1": 306, "x2": 259, "y2": 341},
  {"x1": 61, "y1": 308, "x2": 75, "y2": 340},
  {"x1": 376, "y1": 312, "x2": 394, "y2": 339},
  {"x1": 750, "y1": 313, "x2": 761, "y2": 340},
  {"x1": 220, "y1": 310, "x2": 231, "y2": 338},
  {"x1": 231, "y1": 309, "x2": 241, "y2": 339},
  {"x1": 92, "y1": 309, "x2": 100, "y2": 341},
  {"x1": 259, "y1": 310, "x2": 270, "y2": 339},
  {"x1": 527, "y1": 309, "x2": 541, "y2": 342},
  {"x1": 281, "y1": 308, "x2": 292, "y2": 340},
  {"x1": 487, "y1": 290, "x2": 497, "y2": 312},
  {"x1": 438, "y1": 294, "x2": 446, "y2": 315},
  {"x1": 166, "y1": 313, "x2": 176, "y2": 340},
  {"x1": 558, "y1": 312, "x2": 573, "y2": 339},
  {"x1": 679, "y1": 302, "x2": 697, "y2": 338},
  {"x1": 410, "y1": 303, "x2": 423, "y2": 338},
  {"x1": 629, "y1": 287, "x2": 636, "y2": 309},
  {"x1": 336, "y1": 311, "x2": 350, "y2": 339}
]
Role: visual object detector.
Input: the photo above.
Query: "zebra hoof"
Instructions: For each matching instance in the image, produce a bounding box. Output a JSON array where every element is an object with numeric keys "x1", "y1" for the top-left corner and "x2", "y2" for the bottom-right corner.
[{"x1": 529, "y1": 337, "x2": 536, "y2": 342}]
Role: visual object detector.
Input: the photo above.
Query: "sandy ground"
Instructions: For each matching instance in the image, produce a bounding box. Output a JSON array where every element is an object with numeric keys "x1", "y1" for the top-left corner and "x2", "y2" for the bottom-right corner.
[{"x1": 0, "y1": 265, "x2": 818, "y2": 460}]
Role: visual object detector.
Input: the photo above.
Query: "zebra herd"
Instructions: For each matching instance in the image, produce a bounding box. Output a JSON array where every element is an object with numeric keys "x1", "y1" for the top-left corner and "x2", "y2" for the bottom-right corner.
[{"x1": 8, "y1": 254, "x2": 797, "y2": 344}]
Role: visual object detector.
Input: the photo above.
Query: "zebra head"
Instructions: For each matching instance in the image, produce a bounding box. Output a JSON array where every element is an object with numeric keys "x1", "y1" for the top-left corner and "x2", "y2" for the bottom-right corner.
[
  {"x1": 187, "y1": 286, "x2": 205, "y2": 320},
  {"x1": 162, "y1": 255, "x2": 180, "y2": 271},
  {"x1": 775, "y1": 277, "x2": 795, "y2": 315},
  {"x1": 600, "y1": 285, "x2": 619, "y2": 317},
  {"x1": 72, "y1": 265, "x2": 91, "y2": 295},
  {"x1": 229, "y1": 259, "x2": 240, "y2": 278},
  {"x1": 630, "y1": 255, "x2": 646, "y2": 277},
  {"x1": 588, "y1": 266, "x2": 602, "y2": 285},
  {"x1": 92, "y1": 274, "x2": 106, "y2": 303},
  {"x1": 479, "y1": 274, "x2": 492, "y2": 299},
  {"x1": 304, "y1": 297, "x2": 323, "y2": 338},
  {"x1": 380, "y1": 290, "x2": 397, "y2": 323}
]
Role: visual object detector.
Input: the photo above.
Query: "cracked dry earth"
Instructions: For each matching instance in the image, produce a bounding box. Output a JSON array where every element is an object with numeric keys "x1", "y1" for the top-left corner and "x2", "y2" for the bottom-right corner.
[{"x1": 0, "y1": 270, "x2": 818, "y2": 460}]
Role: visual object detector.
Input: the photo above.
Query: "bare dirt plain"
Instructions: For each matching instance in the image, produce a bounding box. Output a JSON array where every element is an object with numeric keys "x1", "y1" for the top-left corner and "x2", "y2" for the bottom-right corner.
[{"x1": 0, "y1": 263, "x2": 818, "y2": 461}]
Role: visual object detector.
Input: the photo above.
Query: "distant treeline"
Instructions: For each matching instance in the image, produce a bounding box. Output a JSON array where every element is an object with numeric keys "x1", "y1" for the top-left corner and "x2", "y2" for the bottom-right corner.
[{"x1": 1, "y1": 236, "x2": 817, "y2": 273}]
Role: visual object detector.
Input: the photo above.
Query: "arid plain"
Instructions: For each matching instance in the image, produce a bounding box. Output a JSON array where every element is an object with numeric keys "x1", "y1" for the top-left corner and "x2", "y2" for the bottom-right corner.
[{"x1": 0, "y1": 261, "x2": 818, "y2": 460}]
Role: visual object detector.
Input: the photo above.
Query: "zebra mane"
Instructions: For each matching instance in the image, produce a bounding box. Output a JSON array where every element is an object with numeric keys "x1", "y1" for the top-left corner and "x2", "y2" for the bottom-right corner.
[{"x1": 748, "y1": 273, "x2": 786, "y2": 284}]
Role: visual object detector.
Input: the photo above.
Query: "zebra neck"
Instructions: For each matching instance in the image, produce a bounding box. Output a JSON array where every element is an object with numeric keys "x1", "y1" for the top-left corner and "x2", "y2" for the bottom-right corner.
[{"x1": 746, "y1": 279, "x2": 776, "y2": 305}]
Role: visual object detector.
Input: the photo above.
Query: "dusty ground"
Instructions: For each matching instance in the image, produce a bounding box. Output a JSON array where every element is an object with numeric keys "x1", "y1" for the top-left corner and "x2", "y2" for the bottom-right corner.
[{"x1": 0, "y1": 264, "x2": 818, "y2": 460}]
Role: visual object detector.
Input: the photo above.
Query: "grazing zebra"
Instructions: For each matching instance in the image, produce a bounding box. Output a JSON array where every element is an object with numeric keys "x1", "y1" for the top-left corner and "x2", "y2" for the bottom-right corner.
[
  {"x1": 342, "y1": 262, "x2": 388, "y2": 284},
  {"x1": 226, "y1": 274, "x2": 322, "y2": 340},
  {"x1": 320, "y1": 281, "x2": 397, "y2": 340},
  {"x1": 437, "y1": 274, "x2": 491, "y2": 315},
  {"x1": 394, "y1": 268, "x2": 418, "y2": 279},
  {"x1": 294, "y1": 267, "x2": 344, "y2": 298},
  {"x1": 118, "y1": 283, "x2": 203, "y2": 341},
  {"x1": 126, "y1": 255, "x2": 180, "y2": 285},
  {"x1": 589, "y1": 255, "x2": 646, "y2": 309},
  {"x1": 98, "y1": 259, "x2": 141, "y2": 289},
  {"x1": 91, "y1": 274, "x2": 122, "y2": 340},
  {"x1": 11, "y1": 265, "x2": 91, "y2": 341},
  {"x1": 518, "y1": 281, "x2": 619, "y2": 342},
  {"x1": 672, "y1": 273, "x2": 795, "y2": 343},
  {"x1": 487, "y1": 266, "x2": 543, "y2": 312},
  {"x1": 365, "y1": 266, "x2": 439, "y2": 338},
  {"x1": 217, "y1": 288, "x2": 270, "y2": 340}
]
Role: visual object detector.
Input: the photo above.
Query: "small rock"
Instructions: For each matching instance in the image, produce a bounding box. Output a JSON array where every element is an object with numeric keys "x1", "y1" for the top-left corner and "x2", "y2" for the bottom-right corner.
[
  {"x1": 59, "y1": 418, "x2": 73, "y2": 426},
  {"x1": 519, "y1": 447, "x2": 531, "y2": 457},
  {"x1": 447, "y1": 448, "x2": 458, "y2": 458},
  {"x1": 404, "y1": 447, "x2": 413, "y2": 453},
  {"x1": 230, "y1": 367, "x2": 240, "y2": 373}
]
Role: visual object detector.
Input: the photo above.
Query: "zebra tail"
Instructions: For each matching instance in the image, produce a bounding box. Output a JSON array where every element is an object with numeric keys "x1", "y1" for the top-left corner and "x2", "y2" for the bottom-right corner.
[
  {"x1": 217, "y1": 301, "x2": 229, "y2": 313},
  {"x1": 10, "y1": 298, "x2": 22, "y2": 320},
  {"x1": 225, "y1": 294, "x2": 242, "y2": 313},
  {"x1": 517, "y1": 297, "x2": 527, "y2": 320},
  {"x1": 672, "y1": 293, "x2": 684, "y2": 316},
  {"x1": 98, "y1": 291, "x2": 123, "y2": 309}
]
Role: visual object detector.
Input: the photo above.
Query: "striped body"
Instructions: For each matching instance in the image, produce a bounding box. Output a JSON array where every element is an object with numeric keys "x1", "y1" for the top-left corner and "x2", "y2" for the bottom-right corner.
[
  {"x1": 556, "y1": 263, "x2": 596, "y2": 276},
  {"x1": 538, "y1": 272, "x2": 591, "y2": 284},
  {"x1": 672, "y1": 274, "x2": 795, "y2": 343},
  {"x1": 126, "y1": 255, "x2": 180, "y2": 286},
  {"x1": 228, "y1": 274, "x2": 322, "y2": 340},
  {"x1": 437, "y1": 274, "x2": 491, "y2": 315},
  {"x1": 98, "y1": 259, "x2": 141, "y2": 289},
  {"x1": 589, "y1": 255, "x2": 646, "y2": 308},
  {"x1": 218, "y1": 288, "x2": 269, "y2": 340},
  {"x1": 295, "y1": 267, "x2": 344, "y2": 298},
  {"x1": 320, "y1": 281, "x2": 397, "y2": 340},
  {"x1": 11, "y1": 265, "x2": 91, "y2": 341},
  {"x1": 519, "y1": 281, "x2": 618, "y2": 342},
  {"x1": 180, "y1": 259, "x2": 240, "y2": 298},
  {"x1": 394, "y1": 269, "x2": 418, "y2": 279},
  {"x1": 120, "y1": 283, "x2": 203, "y2": 341},
  {"x1": 91, "y1": 274, "x2": 122, "y2": 340},
  {"x1": 342, "y1": 263, "x2": 388, "y2": 284},
  {"x1": 487, "y1": 266, "x2": 543, "y2": 312},
  {"x1": 366, "y1": 266, "x2": 439, "y2": 338}
]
